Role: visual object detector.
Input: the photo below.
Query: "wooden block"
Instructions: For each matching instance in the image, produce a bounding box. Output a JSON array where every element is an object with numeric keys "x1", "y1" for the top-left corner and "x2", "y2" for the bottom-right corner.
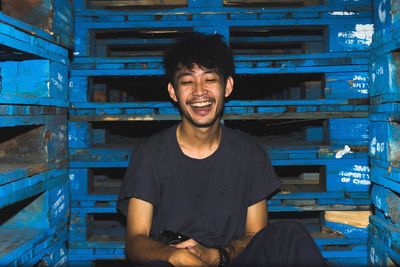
[
  {"x1": 324, "y1": 211, "x2": 371, "y2": 228},
  {"x1": 68, "y1": 122, "x2": 92, "y2": 148},
  {"x1": 326, "y1": 164, "x2": 370, "y2": 192},
  {"x1": 370, "y1": 51, "x2": 400, "y2": 103},
  {"x1": 1, "y1": 0, "x2": 72, "y2": 47},
  {"x1": 324, "y1": 72, "x2": 369, "y2": 99},
  {"x1": 369, "y1": 120, "x2": 400, "y2": 163},
  {"x1": 89, "y1": 0, "x2": 186, "y2": 9},
  {"x1": 0, "y1": 60, "x2": 68, "y2": 106},
  {"x1": 329, "y1": 23, "x2": 374, "y2": 52},
  {"x1": 325, "y1": 118, "x2": 369, "y2": 146},
  {"x1": 371, "y1": 184, "x2": 400, "y2": 224},
  {"x1": 0, "y1": 126, "x2": 47, "y2": 163}
]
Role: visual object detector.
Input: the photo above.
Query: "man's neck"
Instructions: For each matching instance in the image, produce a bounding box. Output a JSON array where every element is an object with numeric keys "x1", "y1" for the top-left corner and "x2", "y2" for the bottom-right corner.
[{"x1": 176, "y1": 121, "x2": 222, "y2": 159}]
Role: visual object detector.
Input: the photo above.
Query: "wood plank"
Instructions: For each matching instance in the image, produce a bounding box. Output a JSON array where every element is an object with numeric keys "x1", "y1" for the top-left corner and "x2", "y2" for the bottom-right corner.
[
  {"x1": 1, "y1": 0, "x2": 53, "y2": 32},
  {"x1": 324, "y1": 211, "x2": 371, "y2": 228},
  {"x1": 90, "y1": 0, "x2": 186, "y2": 8}
]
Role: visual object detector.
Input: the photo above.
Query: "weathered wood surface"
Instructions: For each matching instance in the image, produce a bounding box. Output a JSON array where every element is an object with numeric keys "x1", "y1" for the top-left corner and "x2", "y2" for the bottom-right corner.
[
  {"x1": 324, "y1": 210, "x2": 371, "y2": 228},
  {"x1": 1, "y1": 0, "x2": 73, "y2": 47}
]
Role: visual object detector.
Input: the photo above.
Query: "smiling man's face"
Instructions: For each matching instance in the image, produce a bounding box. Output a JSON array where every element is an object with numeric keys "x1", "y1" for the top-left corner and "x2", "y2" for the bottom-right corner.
[{"x1": 168, "y1": 64, "x2": 233, "y2": 129}]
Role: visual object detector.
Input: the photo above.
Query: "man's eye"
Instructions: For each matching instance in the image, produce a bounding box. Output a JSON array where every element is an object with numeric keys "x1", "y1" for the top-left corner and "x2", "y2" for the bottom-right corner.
[
  {"x1": 181, "y1": 81, "x2": 193, "y2": 85},
  {"x1": 206, "y1": 79, "x2": 217, "y2": 83}
]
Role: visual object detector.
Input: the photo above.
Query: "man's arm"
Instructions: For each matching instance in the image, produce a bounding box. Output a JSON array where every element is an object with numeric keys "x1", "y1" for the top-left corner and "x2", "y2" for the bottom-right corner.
[
  {"x1": 226, "y1": 199, "x2": 268, "y2": 260},
  {"x1": 126, "y1": 197, "x2": 207, "y2": 266}
]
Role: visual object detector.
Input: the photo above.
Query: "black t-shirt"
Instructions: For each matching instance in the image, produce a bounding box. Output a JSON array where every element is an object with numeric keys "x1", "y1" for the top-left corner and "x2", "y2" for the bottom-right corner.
[{"x1": 117, "y1": 125, "x2": 281, "y2": 247}]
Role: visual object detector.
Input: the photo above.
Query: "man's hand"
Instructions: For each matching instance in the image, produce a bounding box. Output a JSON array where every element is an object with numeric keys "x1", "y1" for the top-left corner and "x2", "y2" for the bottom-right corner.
[
  {"x1": 168, "y1": 248, "x2": 208, "y2": 267},
  {"x1": 173, "y1": 239, "x2": 220, "y2": 267}
]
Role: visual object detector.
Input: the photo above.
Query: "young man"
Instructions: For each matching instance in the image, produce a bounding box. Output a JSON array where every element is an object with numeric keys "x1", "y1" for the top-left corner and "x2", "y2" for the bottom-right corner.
[{"x1": 118, "y1": 33, "x2": 327, "y2": 267}]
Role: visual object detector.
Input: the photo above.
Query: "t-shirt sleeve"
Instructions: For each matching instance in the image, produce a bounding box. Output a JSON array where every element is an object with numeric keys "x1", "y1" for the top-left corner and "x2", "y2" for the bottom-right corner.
[
  {"x1": 117, "y1": 145, "x2": 159, "y2": 216},
  {"x1": 246, "y1": 144, "x2": 281, "y2": 207}
]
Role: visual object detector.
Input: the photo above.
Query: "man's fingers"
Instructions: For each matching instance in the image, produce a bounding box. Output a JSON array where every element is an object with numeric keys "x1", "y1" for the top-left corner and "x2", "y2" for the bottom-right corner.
[{"x1": 173, "y1": 238, "x2": 198, "y2": 249}]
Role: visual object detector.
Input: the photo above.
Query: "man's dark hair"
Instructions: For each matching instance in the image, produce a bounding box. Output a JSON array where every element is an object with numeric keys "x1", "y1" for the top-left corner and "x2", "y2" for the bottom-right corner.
[{"x1": 164, "y1": 32, "x2": 235, "y2": 85}]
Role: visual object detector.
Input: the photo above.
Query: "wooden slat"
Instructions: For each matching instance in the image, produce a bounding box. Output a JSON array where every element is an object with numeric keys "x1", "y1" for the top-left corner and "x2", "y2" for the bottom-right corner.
[
  {"x1": 90, "y1": 0, "x2": 186, "y2": 8},
  {"x1": 224, "y1": 0, "x2": 320, "y2": 6},
  {"x1": 1, "y1": 0, "x2": 53, "y2": 32},
  {"x1": 324, "y1": 211, "x2": 371, "y2": 228}
]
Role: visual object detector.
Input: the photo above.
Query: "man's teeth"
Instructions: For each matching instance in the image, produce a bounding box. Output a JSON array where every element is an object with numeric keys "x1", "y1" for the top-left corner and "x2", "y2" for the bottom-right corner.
[{"x1": 190, "y1": 101, "x2": 212, "y2": 107}]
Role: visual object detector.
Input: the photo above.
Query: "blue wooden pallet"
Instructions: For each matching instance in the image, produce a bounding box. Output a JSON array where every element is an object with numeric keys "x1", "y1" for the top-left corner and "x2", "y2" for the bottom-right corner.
[
  {"x1": 0, "y1": 118, "x2": 67, "y2": 165},
  {"x1": 68, "y1": 190, "x2": 370, "y2": 214},
  {"x1": 68, "y1": 210, "x2": 368, "y2": 262},
  {"x1": 371, "y1": 184, "x2": 400, "y2": 225},
  {"x1": 371, "y1": 19, "x2": 400, "y2": 57},
  {"x1": 369, "y1": 120, "x2": 400, "y2": 164},
  {"x1": 70, "y1": 52, "x2": 369, "y2": 80},
  {"x1": 370, "y1": 160, "x2": 400, "y2": 193},
  {"x1": 368, "y1": 214, "x2": 400, "y2": 266},
  {"x1": 0, "y1": 105, "x2": 66, "y2": 116},
  {"x1": 0, "y1": 168, "x2": 69, "y2": 209},
  {"x1": 370, "y1": 50, "x2": 400, "y2": 104},
  {"x1": 0, "y1": 181, "x2": 70, "y2": 266},
  {"x1": 0, "y1": 59, "x2": 69, "y2": 107},
  {"x1": 69, "y1": 147, "x2": 371, "y2": 193},
  {"x1": 369, "y1": 104, "x2": 400, "y2": 165},
  {"x1": 0, "y1": 181, "x2": 71, "y2": 231},
  {"x1": 0, "y1": 15, "x2": 69, "y2": 106},
  {"x1": 73, "y1": 0, "x2": 372, "y2": 56},
  {"x1": 68, "y1": 100, "x2": 368, "y2": 121},
  {"x1": 371, "y1": 0, "x2": 400, "y2": 52},
  {"x1": 0, "y1": 15, "x2": 69, "y2": 62},
  {"x1": 69, "y1": 145, "x2": 368, "y2": 164},
  {"x1": 68, "y1": 118, "x2": 368, "y2": 148},
  {"x1": 0, "y1": 177, "x2": 70, "y2": 228},
  {"x1": 0, "y1": 226, "x2": 68, "y2": 267},
  {"x1": 0, "y1": 0, "x2": 72, "y2": 48}
]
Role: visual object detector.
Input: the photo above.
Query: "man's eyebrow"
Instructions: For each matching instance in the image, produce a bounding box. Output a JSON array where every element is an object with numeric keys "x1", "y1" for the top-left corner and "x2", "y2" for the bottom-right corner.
[{"x1": 175, "y1": 71, "x2": 193, "y2": 80}]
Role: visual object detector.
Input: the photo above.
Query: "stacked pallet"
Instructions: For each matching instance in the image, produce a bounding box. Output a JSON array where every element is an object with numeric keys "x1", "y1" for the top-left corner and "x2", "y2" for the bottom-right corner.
[
  {"x1": 368, "y1": 0, "x2": 400, "y2": 265},
  {"x1": 69, "y1": 0, "x2": 373, "y2": 265},
  {"x1": 0, "y1": 1, "x2": 72, "y2": 266}
]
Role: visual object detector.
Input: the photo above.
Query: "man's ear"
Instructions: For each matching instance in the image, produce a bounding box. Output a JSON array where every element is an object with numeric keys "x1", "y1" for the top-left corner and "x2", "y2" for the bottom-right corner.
[
  {"x1": 224, "y1": 76, "x2": 234, "y2": 97},
  {"x1": 167, "y1": 83, "x2": 178, "y2": 102}
]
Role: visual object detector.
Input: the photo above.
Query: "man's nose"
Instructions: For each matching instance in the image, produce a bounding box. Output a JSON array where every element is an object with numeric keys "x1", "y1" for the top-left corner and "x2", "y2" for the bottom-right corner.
[{"x1": 193, "y1": 80, "x2": 207, "y2": 96}]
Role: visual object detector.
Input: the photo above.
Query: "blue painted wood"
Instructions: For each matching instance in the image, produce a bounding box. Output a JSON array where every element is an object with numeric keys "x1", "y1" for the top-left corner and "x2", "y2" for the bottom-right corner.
[
  {"x1": 326, "y1": 118, "x2": 369, "y2": 146},
  {"x1": 372, "y1": 184, "x2": 400, "y2": 224},
  {"x1": 370, "y1": 51, "x2": 400, "y2": 104},
  {"x1": 0, "y1": 59, "x2": 68, "y2": 106},
  {"x1": 326, "y1": 164, "x2": 371, "y2": 192},
  {"x1": 369, "y1": 120, "x2": 400, "y2": 164},
  {"x1": 69, "y1": 122, "x2": 92, "y2": 148},
  {"x1": 0, "y1": 223, "x2": 68, "y2": 265},
  {"x1": 70, "y1": 52, "x2": 369, "y2": 76},
  {"x1": 0, "y1": 169, "x2": 68, "y2": 210},
  {"x1": 369, "y1": 214, "x2": 400, "y2": 266},
  {"x1": 73, "y1": 9, "x2": 372, "y2": 57},
  {"x1": 368, "y1": 236, "x2": 399, "y2": 266},
  {"x1": 329, "y1": 23, "x2": 374, "y2": 52},
  {"x1": 0, "y1": 21, "x2": 68, "y2": 63},
  {"x1": 51, "y1": 0, "x2": 73, "y2": 48},
  {"x1": 370, "y1": 159, "x2": 400, "y2": 193},
  {"x1": 324, "y1": 221, "x2": 368, "y2": 239},
  {"x1": 0, "y1": 228, "x2": 48, "y2": 266},
  {"x1": 325, "y1": 72, "x2": 369, "y2": 99},
  {"x1": 30, "y1": 239, "x2": 68, "y2": 267}
]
